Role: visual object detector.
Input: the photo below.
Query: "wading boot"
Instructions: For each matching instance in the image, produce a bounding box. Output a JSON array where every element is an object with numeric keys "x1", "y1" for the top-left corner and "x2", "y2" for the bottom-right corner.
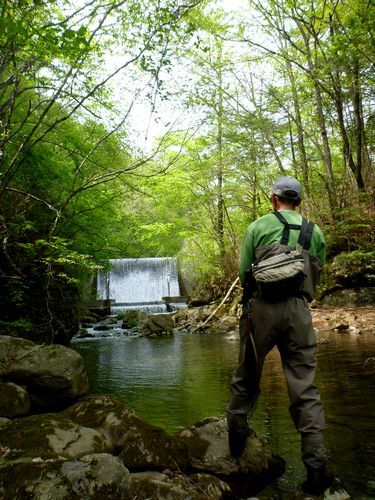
[
  {"x1": 227, "y1": 413, "x2": 249, "y2": 458},
  {"x1": 301, "y1": 465, "x2": 334, "y2": 496}
]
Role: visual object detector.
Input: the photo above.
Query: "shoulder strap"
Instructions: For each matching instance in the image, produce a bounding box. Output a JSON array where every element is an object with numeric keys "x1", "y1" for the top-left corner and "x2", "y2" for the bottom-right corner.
[
  {"x1": 298, "y1": 218, "x2": 315, "y2": 250},
  {"x1": 273, "y1": 211, "x2": 301, "y2": 245},
  {"x1": 273, "y1": 211, "x2": 314, "y2": 250}
]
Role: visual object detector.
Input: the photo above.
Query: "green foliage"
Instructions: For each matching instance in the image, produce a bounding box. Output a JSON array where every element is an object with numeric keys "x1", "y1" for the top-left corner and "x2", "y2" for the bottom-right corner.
[
  {"x1": 0, "y1": 0, "x2": 373, "y2": 338},
  {"x1": 324, "y1": 201, "x2": 375, "y2": 256}
]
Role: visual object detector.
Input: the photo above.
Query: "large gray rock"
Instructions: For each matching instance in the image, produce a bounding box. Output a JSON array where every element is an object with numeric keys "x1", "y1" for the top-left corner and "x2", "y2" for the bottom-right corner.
[
  {"x1": 178, "y1": 416, "x2": 278, "y2": 476},
  {"x1": 0, "y1": 453, "x2": 130, "y2": 499},
  {"x1": 138, "y1": 313, "x2": 175, "y2": 336},
  {"x1": 0, "y1": 413, "x2": 108, "y2": 460},
  {"x1": 64, "y1": 394, "x2": 188, "y2": 470},
  {"x1": 0, "y1": 336, "x2": 36, "y2": 375},
  {"x1": 0, "y1": 336, "x2": 88, "y2": 410},
  {"x1": 0, "y1": 382, "x2": 30, "y2": 418}
]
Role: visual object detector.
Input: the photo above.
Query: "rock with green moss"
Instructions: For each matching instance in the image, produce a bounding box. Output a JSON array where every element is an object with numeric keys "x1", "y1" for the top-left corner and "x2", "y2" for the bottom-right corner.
[
  {"x1": 0, "y1": 453, "x2": 130, "y2": 499},
  {"x1": 63, "y1": 394, "x2": 138, "y2": 450},
  {"x1": 138, "y1": 313, "x2": 175, "y2": 336},
  {"x1": 64, "y1": 394, "x2": 188, "y2": 471},
  {"x1": 0, "y1": 382, "x2": 30, "y2": 418},
  {"x1": 322, "y1": 287, "x2": 375, "y2": 307},
  {"x1": 120, "y1": 310, "x2": 140, "y2": 329},
  {"x1": 329, "y1": 251, "x2": 375, "y2": 287},
  {"x1": 127, "y1": 471, "x2": 230, "y2": 499},
  {"x1": 0, "y1": 413, "x2": 108, "y2": 460},
  {"x1": 320, "y1": 251, "x2": 375, "y2": 306},
  {"x1": 0, "y1": 335, "x2": 88, "y2": 411},
  {"x1": 178, "y1": 416, "x2": 282, "y2": 477}
]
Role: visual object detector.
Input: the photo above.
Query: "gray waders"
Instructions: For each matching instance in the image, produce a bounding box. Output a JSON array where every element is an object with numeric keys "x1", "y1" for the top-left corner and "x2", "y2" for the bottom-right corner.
[{"x1": 227, "y1": 295, "x2": 326, "y2": 470}]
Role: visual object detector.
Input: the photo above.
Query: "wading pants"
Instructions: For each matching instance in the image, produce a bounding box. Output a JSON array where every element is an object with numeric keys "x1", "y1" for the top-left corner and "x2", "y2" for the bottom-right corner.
[{"x1": 227, "y1": 295, "x2": 326, "y2": 469}]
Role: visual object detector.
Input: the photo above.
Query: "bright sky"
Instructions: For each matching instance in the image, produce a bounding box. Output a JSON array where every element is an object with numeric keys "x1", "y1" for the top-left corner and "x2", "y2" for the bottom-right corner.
[{"x1": 123, "y1": 0, "x2": 252, "y2": 151}]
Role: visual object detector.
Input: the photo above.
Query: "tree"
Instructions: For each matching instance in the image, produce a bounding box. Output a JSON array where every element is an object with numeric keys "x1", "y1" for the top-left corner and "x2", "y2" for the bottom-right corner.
[{"x1": 0, "y1": 0, "x2": 203, "y2": 343}]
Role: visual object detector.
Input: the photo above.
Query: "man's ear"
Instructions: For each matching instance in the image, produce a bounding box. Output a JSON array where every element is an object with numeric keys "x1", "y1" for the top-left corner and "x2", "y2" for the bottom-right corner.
[
  {"x1": 271, "y1": 193, "x2": 278, "y2": 209},
  {"x1": 295, "y1": 199, "x2": 301, "y2": 207}
]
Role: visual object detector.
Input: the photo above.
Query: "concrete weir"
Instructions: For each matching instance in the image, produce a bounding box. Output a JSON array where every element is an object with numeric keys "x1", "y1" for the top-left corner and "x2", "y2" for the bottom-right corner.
[{"x1": 97, "y1": 257, "x2": 187, "y2": 313}]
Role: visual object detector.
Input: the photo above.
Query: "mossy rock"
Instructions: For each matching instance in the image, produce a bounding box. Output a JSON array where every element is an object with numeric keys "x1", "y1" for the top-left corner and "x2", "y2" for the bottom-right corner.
[
  {"x1": 328, "y1": 251, "x2": 375, "y2": 286},
  {"x1": 120, "y1": 310, "x2": 140, "y2": 329},
  {"x1": 0, "y1": 413, "x2": 108, "y2": 460},
  {"x1": 317, "y1": 250, "x2": 375, "y2": 298},
  {"x1": 0, "y1": 382, "x2": 30, "y2": 418},
  {"x1": 0, "y1": 453, "x2": 130, "y2": 500},
  {"x1": 64, "y1": 394, "x2": 189, "y2": 470}
]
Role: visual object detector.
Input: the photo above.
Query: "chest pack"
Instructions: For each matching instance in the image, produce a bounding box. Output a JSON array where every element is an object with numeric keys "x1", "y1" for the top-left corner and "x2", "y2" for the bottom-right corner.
[{"x1": 252, "y1": 211, "x2": 314, "y2": 300}]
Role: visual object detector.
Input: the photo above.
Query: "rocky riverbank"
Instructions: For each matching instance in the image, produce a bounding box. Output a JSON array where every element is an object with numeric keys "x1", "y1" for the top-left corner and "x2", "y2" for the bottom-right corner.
[
  {"x1": 80, "y1": 299, "x2": 374, "y2": 339},
  {"x1": 0, "y1": 335, "x2": 284, "y2": 499},
  {"x1": 2, "y1": 295, "x2": 368, "y2": 499}
]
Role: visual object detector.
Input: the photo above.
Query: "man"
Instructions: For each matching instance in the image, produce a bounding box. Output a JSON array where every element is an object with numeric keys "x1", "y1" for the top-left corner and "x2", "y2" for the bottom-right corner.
[{"x1": 227, "y1": 176, "x2": 333, "y2": 496}]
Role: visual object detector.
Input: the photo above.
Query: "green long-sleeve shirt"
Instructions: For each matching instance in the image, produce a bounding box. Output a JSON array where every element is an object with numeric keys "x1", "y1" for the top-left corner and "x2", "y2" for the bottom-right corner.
[{"x1": 239, "y1": 210, "x2": 326, "y2": 284}]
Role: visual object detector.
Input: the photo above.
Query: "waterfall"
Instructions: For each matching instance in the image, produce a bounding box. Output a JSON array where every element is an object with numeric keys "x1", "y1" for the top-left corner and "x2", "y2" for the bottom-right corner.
[{"x1": 97, "y1": 257, "x2": 185, "y2": 313}]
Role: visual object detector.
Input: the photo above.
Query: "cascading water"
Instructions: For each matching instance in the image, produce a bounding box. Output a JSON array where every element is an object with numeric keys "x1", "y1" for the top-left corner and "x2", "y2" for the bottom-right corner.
[{"x1": 97, "y1": 257, "x2": 185, "y2": 313}]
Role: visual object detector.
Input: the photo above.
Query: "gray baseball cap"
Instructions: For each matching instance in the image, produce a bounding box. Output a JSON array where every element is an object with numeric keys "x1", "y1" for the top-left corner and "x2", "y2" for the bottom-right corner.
[{"x1": 272, "y1": 176, "x2": 302, "y2": 201}]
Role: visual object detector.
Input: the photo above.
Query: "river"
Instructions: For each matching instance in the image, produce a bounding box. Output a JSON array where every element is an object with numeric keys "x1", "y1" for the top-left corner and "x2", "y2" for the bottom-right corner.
[{"x1": 72, "y1": 326, "x2": 374, "y2": 498}]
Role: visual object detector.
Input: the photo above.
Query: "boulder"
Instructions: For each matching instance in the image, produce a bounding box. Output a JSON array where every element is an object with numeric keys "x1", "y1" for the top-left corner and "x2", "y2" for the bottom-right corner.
[
  {"x1": 322, "y1": 287, "x2": 375, "y2": 307},
  {"x1": 174, "y1": 306, "x2": 214, "y2": 328},
  {"x1": 120, "y1": 310, "x2": 140, "y2": 329},
  {"x1": 0, "y1": 453, "x2": 130, "y2": 499},
  {"x1": 64, "y1": 394, "x2": 188, "y2": 470},
  {"x1": 0, "y1": 336, "x2": 88, "y2": 410},
  {"x1": 138, "y1": 313, "x2": 175, "y2": 336},
  {"x1": 127, "y1": 471, "x2": 230, "y2": 499},
  {"x1": 0, "y1": 336, "x2": 36, "y2": 376},
  {"x1": 178, "y1": 416, "x2": 281, "y2": 476},
  {"x1": 0, "y1": 413, "x2": 108, "y2": 460},
  {"x1": 63, "y1": 394, "x2": 138, "y2": 450},
  {"x1": 329, "y1": 251, "x2": 375, "y2": 288},
  {"x1": 93, "y1": 324, "x2": 113, "y2": 331},
  {"x1": 0, "y1": 382, "x2": 30, "y2": 418}
]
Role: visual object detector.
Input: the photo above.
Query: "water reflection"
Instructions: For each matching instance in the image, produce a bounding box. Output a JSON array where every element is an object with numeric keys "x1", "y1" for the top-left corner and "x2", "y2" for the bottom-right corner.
[{"x1": 73, "y1": 329, "x2": 374, "y2": 497}]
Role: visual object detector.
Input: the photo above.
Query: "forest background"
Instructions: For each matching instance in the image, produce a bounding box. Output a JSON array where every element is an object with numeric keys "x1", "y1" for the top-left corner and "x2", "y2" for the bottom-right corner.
[{"x1": 0, "y1": 0, "x2": 373, "y2": 344}]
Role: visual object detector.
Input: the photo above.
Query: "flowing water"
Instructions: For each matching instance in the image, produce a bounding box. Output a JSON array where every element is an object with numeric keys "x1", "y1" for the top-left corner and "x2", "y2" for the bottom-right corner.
[
  {"x1": 97, "y1": 257, "x2": 182, "y2": 313},
  {"x1": 72, "y1": 327, "x2": 375, "y2": 498}
]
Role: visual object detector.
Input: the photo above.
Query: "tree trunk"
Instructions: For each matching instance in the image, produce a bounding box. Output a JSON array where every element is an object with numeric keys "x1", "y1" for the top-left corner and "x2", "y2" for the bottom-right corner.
[
  {"x1": 352, "y1": 61, "x2": 366, "y2": 191},
  {"x1": 298, "y1": 21, "x2": 337, "y2": 211},
  {"x1": 285, "y1": 57, "x2": 310, "y2": 195},
  {"x1": 216, "y1": 49, "x2": 225, "y2": 259}
]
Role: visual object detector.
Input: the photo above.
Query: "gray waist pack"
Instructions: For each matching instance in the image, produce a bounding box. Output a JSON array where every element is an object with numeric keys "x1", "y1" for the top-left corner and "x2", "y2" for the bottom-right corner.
[{"x1": 252, "y1": 247, "x2": 306, "y2": 300}]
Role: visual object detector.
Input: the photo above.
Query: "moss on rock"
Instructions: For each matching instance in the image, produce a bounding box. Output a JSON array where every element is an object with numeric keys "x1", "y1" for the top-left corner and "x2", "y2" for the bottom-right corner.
[{"x1": 0, "y1": 413, "x2": 108, "y2": 460}]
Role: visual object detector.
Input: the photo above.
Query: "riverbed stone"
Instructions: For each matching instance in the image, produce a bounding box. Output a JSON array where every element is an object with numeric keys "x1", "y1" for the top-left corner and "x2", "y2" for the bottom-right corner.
[
  {"x1": 93, "y1": 324, "x2": 113, "y2": 331},
  {"x1": 0, "y1": 381, "x2": 30, "y2": 418},
  {"x1": 0, "y1": 335, "x2": 88, "y2": 410},
  {"x1": 63, "y1": 394, "x2": 138, "y2": 449},
  {"x1": 174, "y1": 306, "x2": 215, "y2": 328},
  {"x1": 0, "y1": 336, "x2": 37, "y2": 375},
  {"x1": 64, "y1": 394, "x2": 188, "y2": 470},
  {"x1": 120, "y1": 310, "x2": 140, "y2": 329},
  {"x1": 0, "y1": 453, "x2": 130, "y2": 499},
  {"x1": 0, "y1": 413, "x2": 108, "y2": 460},
  {"x1": 178, "y1": 416, "x2": 278, "y2": 476},
  {"x1": 138, "y1": 312, "x2": 175, "y2": 336}
]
